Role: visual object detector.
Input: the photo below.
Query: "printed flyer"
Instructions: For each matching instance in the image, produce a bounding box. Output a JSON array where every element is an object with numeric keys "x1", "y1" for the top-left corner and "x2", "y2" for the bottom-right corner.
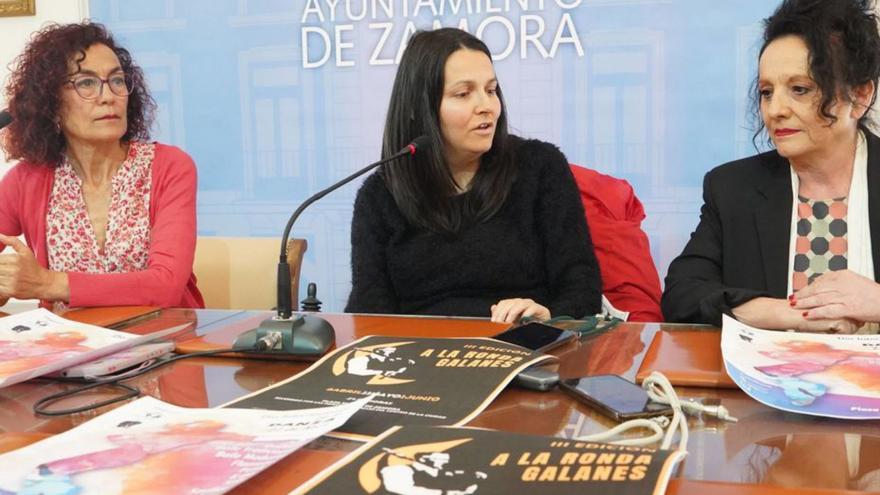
[
  {"x1": 291, "y1": 425, "x2": 685, "y2": 495},
  {"x1": 0, "y1": 395, "x2": 370, "y2": 495},
  {"x1": 721, "y1": 315, "x2": 880, "y2": 419},
  {"x1": 225, "y1": 336, "x2": 553, "y2": 440},
  {"x1": 0, "y1": 308, "x2": 187, "y2": 388}
]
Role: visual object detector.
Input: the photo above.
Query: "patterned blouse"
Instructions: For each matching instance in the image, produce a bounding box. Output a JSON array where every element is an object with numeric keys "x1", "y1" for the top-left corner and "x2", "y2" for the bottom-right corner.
[
  {"x1": 46, "y1": 141, "x2": 153, "y2": 281},
  {"x1": 792, "y1": 195, "x2": 848, "y2": 291}
]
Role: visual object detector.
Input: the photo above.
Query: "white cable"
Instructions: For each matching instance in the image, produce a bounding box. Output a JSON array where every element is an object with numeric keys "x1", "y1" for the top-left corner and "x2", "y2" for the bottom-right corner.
[
  {"x1": 645, "y1": 373, "x2": 738, "y2": 423},
  {"x1": 573, "y1": 372, "x2": 736, "y2": 452},
  {"x1": 642, "y1": 372, "x2": 688, "y2": 451},
  {"x1": 575, "y1": 417, "x2": 667, "y2": 446},
  {"x1": 573, "y1": 372, "x2": 686, "y2": 451}
]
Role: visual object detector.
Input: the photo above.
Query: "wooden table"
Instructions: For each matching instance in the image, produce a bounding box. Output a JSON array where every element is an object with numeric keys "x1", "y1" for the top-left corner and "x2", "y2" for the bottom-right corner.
[{"x1": 1, "y1": 309, "x2": 877, "y2": 494}]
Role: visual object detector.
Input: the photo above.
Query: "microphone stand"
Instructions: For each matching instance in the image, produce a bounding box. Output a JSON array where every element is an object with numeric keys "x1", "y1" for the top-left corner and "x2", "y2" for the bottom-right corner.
[{"x1": 233, "y1": 137, "x2": 429, "y2": 356}]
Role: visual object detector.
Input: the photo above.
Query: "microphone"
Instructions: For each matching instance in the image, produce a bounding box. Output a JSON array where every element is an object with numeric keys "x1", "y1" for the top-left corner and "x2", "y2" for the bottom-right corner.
[
  {"x1": 233, "y1": 136, "x2": 431, "y2": 356},
  {"x1": 0, "y1": 109, "x2": 12, "y2": 130}
]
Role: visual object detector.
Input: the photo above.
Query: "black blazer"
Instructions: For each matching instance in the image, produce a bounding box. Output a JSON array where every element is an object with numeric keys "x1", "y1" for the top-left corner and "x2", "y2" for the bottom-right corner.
[{"x1": 662, "y1": 129, "x2": 880, "y2": 326}]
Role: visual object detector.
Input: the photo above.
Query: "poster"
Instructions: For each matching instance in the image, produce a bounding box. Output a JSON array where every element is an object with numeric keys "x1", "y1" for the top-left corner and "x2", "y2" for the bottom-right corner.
[
  {"x1": 292, "y1": 425, "x2": 685, "y2": 495},
  {"x1": 0, "y1": 309, "x2": 187, "y2": 388},
  {"x1": 226, "y1": 335, "x2": 553, "y2": 440},
  {"x1": 0, "y1": 395, "x2": 370, "y2": 495},
  {"x1": 722, "y1": 315, "x2": 880, "y2": 419}
]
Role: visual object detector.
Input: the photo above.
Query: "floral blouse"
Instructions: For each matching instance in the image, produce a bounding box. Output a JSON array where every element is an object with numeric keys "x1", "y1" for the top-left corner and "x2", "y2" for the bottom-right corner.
[{"x1": 46, "y1": 141, "x2": 153, "y2": 281}]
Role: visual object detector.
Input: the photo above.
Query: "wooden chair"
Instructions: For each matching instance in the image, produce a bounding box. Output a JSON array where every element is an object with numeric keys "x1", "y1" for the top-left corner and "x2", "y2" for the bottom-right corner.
[{"x1": 193, "y1": 237, "x2": 308, "y2": 310}]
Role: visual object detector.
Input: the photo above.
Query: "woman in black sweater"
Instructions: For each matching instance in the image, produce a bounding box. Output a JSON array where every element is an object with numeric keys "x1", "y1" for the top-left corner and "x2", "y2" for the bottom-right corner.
[{"x1": 345, "y1": 28, "x2": 601, "y2": 323}]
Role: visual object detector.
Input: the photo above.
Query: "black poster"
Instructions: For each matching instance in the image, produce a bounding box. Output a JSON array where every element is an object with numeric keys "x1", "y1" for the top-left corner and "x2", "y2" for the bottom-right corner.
[
  {"x1": 225, "y1": 336, "x2": 552, "y2": 440},
  {"x1": 293, "y1": 426, "x2": 685, "y2": 495}
]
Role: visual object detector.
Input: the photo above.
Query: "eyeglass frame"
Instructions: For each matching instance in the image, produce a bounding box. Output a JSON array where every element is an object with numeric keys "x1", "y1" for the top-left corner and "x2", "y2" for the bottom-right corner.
[{"x1": 64, "y1": 72, "x2": 133, "y2": 100}]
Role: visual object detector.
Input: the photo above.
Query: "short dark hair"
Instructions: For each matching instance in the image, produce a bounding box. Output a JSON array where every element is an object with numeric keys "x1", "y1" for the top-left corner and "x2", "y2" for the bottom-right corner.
[
  {"x1": 751, "y1": 0, "x2": 880, "y2": 145},
  {"x1": 2, "y1": 21, "x2": 155, "y2": 165},
  {"x1": 380, "y1": 28, "x2": 515, "y2": 235}
]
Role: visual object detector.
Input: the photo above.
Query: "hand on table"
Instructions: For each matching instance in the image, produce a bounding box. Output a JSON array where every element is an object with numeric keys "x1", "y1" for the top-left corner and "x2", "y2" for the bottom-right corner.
[
  {"x1": 732, "y1": 296, "x2": 862, "y2": 334},
  {"x1": 490, "y1": 298, "x2": 550, "y2": 323},
  {"x1": 794, "y1": 316, "x2": 863, "y2": 334},
  {"x1": 793, "y1": 269, "x2": 880, "y2": 324}
]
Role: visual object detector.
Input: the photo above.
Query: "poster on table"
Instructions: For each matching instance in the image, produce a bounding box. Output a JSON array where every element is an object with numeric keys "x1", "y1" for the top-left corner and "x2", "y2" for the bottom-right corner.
[
  {"x1": 0, "y1": 395, "x2": 370, "y2": 495},
  {"x1": 225, "y1": 335, "x2": 553, "y2": 441},
  {"x1": 0, "y1": 309, "x2": 187, "y2": 388},
  {"x1": 721, "y1": 315, "x2": 880, "y2": 419},
  {"x1": 292, "y1": 425, "x2": 685, "y2": 495}
]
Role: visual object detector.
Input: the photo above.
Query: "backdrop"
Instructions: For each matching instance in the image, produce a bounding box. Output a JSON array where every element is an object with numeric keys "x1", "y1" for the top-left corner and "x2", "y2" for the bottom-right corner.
[{"x1": 88, "y1": 0, "x2": 775, "y2": 311}]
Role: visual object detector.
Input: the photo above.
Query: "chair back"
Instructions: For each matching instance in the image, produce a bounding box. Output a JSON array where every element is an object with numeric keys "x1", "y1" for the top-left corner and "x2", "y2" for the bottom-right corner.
[{"x1": 193, "y1": 237, "x2": 307, "y2": 310}]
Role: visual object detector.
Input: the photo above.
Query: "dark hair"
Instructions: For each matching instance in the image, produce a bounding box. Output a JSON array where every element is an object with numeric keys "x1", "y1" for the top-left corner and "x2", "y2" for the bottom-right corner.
[
  {"x1": 380, "y1": 28, "x2": 515, "y2": 235},
  {"x1": 2, "y1": 21, "x2": 155, "y2": 165},
  {"x1": 751, "y1": 0, "x2": 880, "y2": 146}
]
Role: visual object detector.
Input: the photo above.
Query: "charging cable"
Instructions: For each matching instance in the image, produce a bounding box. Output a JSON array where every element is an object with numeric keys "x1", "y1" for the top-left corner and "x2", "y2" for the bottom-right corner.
[
  {"x1": 644, "y1": 372, "x2": 738, "y2": 423},
  {"x1": 575, "y1": 372, "x2": 737, "y2": 452}
]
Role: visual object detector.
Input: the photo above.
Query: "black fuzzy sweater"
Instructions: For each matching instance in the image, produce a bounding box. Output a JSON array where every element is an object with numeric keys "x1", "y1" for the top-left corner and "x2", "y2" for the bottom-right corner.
[{"x1": 345, "y1": 137, "x2": 602, "y2": 318}]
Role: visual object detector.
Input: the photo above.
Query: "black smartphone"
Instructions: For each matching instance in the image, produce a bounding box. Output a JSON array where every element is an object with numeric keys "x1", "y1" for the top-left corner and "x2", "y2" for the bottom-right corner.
[
  {"x1": 559, "y1": 374, "x2": 673, "y2": 421},
  {"x1": 492, "y1": 322, "x2": 576, "y2": 353}
]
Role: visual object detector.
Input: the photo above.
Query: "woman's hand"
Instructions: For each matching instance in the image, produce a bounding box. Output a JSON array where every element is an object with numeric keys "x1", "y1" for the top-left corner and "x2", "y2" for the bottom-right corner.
[
  {"x1": 490, "y1": 298, "x2": 551, "y2": 323},
  {"x1": 0, "y1": 234, "x2": 68, "y2": 301},
  {"x1": 793, "y1": 270, "x2": 880, "y2": 324},
  {"x1": 732, "y1": 296, "x2": 861, "y2": 333}
]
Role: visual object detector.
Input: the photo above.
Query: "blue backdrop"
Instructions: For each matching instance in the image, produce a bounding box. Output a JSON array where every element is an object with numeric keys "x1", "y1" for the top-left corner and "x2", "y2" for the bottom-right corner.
[{"x1": 89, "y1": 0, "x2": 775, "y2": 311}]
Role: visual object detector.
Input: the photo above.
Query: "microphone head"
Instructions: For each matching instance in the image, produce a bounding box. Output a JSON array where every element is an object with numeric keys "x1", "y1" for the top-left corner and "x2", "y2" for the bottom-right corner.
[
  {"x1": 407, "y1": 135, "x2": 431, "y2": 156},
  {"x1": 0, "y1": 109, "x2": 12, "y2": 130}
]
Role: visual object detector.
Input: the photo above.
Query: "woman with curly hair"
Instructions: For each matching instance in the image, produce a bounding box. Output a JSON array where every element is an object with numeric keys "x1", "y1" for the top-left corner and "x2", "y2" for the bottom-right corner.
[
  {"x1": 0, "y1": 22, "x2": 203, "y2": 308},
  {"x1": 662, "y1": 0, "x2": 880, "y2": 332}
]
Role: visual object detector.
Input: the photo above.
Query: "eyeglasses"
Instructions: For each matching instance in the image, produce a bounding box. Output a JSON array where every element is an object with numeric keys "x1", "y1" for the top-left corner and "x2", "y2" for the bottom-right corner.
[{"x1": 65, "y1": 73, "x2": 132, "y2": 100}]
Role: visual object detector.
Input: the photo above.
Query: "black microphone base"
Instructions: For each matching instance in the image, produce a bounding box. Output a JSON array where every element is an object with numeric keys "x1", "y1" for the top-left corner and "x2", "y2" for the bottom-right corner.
[{"x1": 233, "y1": 314, "x2": 335, "y2": 356}]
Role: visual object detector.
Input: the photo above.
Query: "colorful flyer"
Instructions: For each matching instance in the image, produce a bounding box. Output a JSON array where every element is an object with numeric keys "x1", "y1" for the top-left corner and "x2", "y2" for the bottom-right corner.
[
  {"x1": 0, "y1": 308, "x2": 188, "y2": 388},
  {"x1": 0, "y1": 395, "x2": 370, "y2": 495},
  {"x1": 291, "y1": 425, "x2": 685, "y2": 495},
  {"x1": 721, "y1": 315, "x2": 880, "y2": 419},
  {"x1": 225, "y1": 336, "x2": 554, "y2": 441}
]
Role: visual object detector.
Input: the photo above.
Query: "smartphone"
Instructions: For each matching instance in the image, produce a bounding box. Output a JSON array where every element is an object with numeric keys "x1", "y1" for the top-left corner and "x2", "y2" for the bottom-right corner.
[
  {"x1": 560, "y1": 374, "x2": 673, "y2": 421},
  {"x1": 492, "y1": 322, "x2": 576, "y2": 353}
]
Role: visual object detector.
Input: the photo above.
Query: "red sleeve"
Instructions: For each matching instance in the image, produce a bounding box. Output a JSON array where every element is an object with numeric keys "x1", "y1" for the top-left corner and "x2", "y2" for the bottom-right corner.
[
  {"x1": 0, "y1": 165, "x2": 25, "y2": 241},
  {"x1": 67, "y1": 145, "x2": 198, "y2": 307}
]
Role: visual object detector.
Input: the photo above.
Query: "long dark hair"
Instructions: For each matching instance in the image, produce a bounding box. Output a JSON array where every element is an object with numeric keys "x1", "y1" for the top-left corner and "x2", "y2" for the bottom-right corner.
[
  {"x1": 2, "y1": 21, "x2": 155, "y2": 166},
  {"x1": 750, "y1": 0, "x2": 880, "y2": 147},
  {"x1": 380, "y1": 28, "x2": 515, "y2": 235}
]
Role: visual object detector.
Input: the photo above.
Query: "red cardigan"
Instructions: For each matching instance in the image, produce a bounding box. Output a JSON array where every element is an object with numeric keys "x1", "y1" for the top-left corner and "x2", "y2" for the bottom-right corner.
[{"x1": 0, "y1": 142, "x2": 204, "y2": 308}]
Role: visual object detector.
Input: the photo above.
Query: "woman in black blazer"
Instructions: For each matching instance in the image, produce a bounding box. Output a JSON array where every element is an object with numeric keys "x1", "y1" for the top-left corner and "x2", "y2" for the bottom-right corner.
[{"x1": 662, "y1": 0, "x2": 880, "y2": 332}]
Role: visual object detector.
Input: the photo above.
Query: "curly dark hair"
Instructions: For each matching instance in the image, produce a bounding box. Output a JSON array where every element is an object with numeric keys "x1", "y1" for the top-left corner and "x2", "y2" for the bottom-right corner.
[
  {"x1": 1, "y1": 21, "x2": 155, "y2": 165},
  {"x1": 750, "y1": 0, "x2": 880, "y2": 146}
]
